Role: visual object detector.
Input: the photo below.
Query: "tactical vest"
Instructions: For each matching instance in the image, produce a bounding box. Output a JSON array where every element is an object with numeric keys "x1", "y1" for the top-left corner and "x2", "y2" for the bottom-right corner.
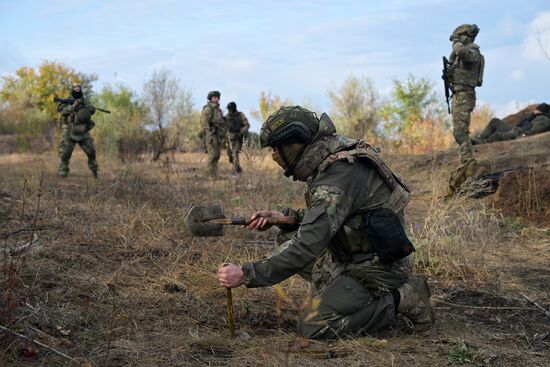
[
  {"x1": 226, "y1": 112, "x2": 242, "y2": 133},
  {"x1": 302, "y1": 138, "x2": 411, "y2": 263},
  {"x1": 450, "y1": 45, "x2": 484, "y2": 89},
  {"x1": 203, "y1": 103, "x2": 224, "y2": 129}
]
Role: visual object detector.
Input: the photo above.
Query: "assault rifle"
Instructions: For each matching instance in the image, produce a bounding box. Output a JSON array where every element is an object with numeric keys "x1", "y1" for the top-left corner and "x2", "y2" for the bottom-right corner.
[
  {"x1": 442, "y1": 56, "x2": 452, "y2": 114},
  {"x1": 53, "y1": 96, "x2": 111, "y2": 114}
]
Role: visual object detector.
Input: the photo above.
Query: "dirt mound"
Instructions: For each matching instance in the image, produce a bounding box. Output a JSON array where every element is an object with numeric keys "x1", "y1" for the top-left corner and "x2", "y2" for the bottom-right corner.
[{"x1": 492, "y1": 166, "x2": 550, "y2": 225}]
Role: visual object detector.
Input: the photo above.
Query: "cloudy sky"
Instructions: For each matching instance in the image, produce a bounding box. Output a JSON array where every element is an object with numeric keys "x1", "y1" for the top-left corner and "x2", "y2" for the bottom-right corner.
[{"x1": 1, "y1": 0, "x2": 549, "y2": 131}]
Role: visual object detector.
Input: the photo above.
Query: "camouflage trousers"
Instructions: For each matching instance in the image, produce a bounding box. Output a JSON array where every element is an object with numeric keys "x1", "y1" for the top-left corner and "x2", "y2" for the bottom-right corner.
[
  {"x1": 476, "y1": 118, "x2": 517, "y2": 143},
  {"x1": 452, "y1": 91, "x2": 476, "y2": 164},
  {"x1": 227, "y1": 138, "x2": 243, "y2": 174},
  {"x1": 58, "y1": 132, "x2": 98, "y2": 176},
  {"x1": 275, "y1": 229, "x2": 408, "y2": 339},
  {"x1": 206, "y1": 131, "x2": 227, "y2": 177}
]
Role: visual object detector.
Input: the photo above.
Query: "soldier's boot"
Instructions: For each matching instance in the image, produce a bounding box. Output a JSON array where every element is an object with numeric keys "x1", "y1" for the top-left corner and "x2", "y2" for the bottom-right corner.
[
  {"x1": 235, "y1": 165, "x2": 242, "y2": 174},
  {"x1": 92, "y1": 169, "x2": 98, "y2": 179},
  {"x1": 471, "y1": 137, "x2": 484, "y2": 146},
  {"x1": 397, "y1": 276, "x2": 435, "y2": 332},
  {"x1": 58, "y1": 163, "x2": 69, "y2": 178}
]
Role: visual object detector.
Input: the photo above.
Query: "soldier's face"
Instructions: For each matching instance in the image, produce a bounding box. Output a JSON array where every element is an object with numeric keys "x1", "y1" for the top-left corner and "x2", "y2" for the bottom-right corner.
[
  {"x1": 271, "y1": 147, "x2": 288, "y2": 171},
  {"x1": 211, "y1": 96, "x2": 219, "y2": 103},
  {"x1": 73, "y1": 86, "x2": 81, "y2": 93}
]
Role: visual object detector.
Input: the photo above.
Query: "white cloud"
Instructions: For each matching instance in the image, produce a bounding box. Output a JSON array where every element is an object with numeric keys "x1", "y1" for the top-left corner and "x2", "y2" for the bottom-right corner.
[
  {"x1": 522, "y1": 11, "x2": 550, "y2": 61},
  {"x1": 482, "y1": 100, "x2": 534, "y2": 118},
  {"x1": 509, "y1": 69, "x2": 524, "y2": 81}
]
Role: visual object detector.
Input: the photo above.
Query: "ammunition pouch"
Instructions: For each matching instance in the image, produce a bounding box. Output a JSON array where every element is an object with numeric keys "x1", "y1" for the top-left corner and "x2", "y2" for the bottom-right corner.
[{"x1": 363, "y1": 208, "x2": 415, "y2": 263}]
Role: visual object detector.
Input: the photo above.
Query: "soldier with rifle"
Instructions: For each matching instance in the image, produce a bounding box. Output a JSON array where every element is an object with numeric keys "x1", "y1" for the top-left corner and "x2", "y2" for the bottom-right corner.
[
  {"x1": 55, "y1": 85, "x2": 110, "y2": 178},
  {"x1": 443, "y1": 24, "x2": 484, "y2": 165}
]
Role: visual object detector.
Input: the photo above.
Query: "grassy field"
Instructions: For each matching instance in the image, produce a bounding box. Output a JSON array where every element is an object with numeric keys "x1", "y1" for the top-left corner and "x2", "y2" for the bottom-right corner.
[{"x1": 0, "y1": 135, "x2": 549, "y2": 366}]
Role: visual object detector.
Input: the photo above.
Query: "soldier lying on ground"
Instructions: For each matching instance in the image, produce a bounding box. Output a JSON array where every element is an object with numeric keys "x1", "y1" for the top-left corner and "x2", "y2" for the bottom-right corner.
[
  {"x1": 472, "y1": 103, "x2": 550, "y2": 145},
  {"x1": 217, "y1": 106, "x2": 435, "y2": 339}
]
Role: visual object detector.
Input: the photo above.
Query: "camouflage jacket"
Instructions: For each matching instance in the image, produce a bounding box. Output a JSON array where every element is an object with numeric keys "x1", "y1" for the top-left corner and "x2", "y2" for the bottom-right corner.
[
  {"x1": 200, "y1": 102, "x2": 225, "y2": 136},
  {"x1": 60, "y1": 97, "x2": 96, "y2": 140},
  {"x1": 518, "y1": 112, "x2": 550, "y2": 136},
  {"x1": 225, "y1": 111, "x2": 250, "y2": 141},
  {"x1": 449, "y1": 42, "x2": 484, "y2": 91},
  {"x1": 242, "y1": 114, "x2": 410, "y2": 288}
]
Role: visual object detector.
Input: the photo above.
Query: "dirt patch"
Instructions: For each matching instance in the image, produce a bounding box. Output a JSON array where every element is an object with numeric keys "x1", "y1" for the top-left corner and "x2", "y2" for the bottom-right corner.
[{"x1": 492, "y1": 167, "x2": 550, "y2": 225}]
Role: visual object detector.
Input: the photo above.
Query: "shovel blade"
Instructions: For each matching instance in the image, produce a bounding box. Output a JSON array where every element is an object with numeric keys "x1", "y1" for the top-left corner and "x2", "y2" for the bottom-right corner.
[{"x1": 185, "y1": 205, "x2": 224, "y2": 237}]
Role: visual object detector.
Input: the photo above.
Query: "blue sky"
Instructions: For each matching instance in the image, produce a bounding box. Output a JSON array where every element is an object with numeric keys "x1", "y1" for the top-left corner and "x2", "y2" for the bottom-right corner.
[{"x1": 1, "y1": 0, "x2": 549, "y2": 131}]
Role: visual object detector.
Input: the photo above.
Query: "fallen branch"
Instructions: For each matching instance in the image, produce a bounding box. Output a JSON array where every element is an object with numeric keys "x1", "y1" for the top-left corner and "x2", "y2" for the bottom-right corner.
[
  {"x1": 0, "y1": 325, "x2": 78, "y2": 364},
  {"x1": 520, "y1": 292, "x2": 550, "y2": 319},
  {"x1": 10, "y1": 233, "x2": 39, "y2": 256},
  {"x1": 434, "y1": 299, "x2": 537, "y2": 311}
]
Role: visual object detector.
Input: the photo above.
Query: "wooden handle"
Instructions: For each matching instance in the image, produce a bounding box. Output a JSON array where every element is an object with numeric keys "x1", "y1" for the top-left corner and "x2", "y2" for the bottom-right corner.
[
  {"x1": 208, "y1": 216, "x2": 295, "y2": 226},
  {"x1": 226, "y1": 288, "x2": 235, "y2": 337}
]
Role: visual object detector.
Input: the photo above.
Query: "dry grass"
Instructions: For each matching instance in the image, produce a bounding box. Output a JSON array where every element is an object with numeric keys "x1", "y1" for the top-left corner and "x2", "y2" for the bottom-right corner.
[{"x1": 0, "y1": 149, "x2": 548, "y2": 366}]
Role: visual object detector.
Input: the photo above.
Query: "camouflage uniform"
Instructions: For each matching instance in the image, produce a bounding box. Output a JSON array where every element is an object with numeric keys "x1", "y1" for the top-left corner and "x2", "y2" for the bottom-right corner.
[
  {"x1": 448, "y1": 24, "x2": 484, "y2": 164},
  {"x1": 58, "y1": 96, "x2": 98, "y2": 177},
  {"x1": 225, "y1": 110, "x2": 250, "y2": 174},
  {"x1": 474, "y1": 112, "x2": 550, "y2": 144},
  {"x1": 242, "y1": 112, "x2": 431, "y2": 339},
  {"x1": 200, "y1": 100, "x2": 226, "y2": 176}
]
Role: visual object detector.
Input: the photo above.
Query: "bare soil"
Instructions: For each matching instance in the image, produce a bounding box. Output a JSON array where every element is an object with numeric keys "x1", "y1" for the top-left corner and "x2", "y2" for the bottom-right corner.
[{"x1": 0, "y1": 134, "x2": 549, "y2": 366}]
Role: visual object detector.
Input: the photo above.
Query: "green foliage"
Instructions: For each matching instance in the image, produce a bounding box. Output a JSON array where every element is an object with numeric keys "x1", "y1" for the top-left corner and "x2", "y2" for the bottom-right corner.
[
  {"x1": 381, "y1": 74, "x2": 450, "y2": 154},
  {"x1": 328, "y1": 75, "x2": 380, "y2": 140},
  {"x1": 0, "y1": 60, "x2": 97, "y2": 121},
  {"x1": 15, "y1": 135, "x2": 29, "y2": 152},
  {"x1": 91, "y1": 83, "x2": 146, "y2": 155},
  {"x1": 446, "y1": 340, "x2": 486, "y2": 365},
  {"x1": 250, "y1": 91, "x2": 292, "y2": 124}
]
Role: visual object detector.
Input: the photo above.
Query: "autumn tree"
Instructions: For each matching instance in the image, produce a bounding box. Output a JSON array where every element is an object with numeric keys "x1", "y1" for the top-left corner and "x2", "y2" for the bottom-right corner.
[
  {"x1": 381, "y1": 75, "x2": 450, "y2": 154},
  {"x1": 1, "y1": 60, "x2": 96, "y2": 120},
  {"x1": 91, "y1": 84, "x2": 146, "y2": 155},
  {"x1": 328, "y1": 75, "x2": 380, "y2": 140},
  {"x1": 143, "y1": 68, "x2": 180, "y2": 161},
  {"x1": 250, "y1": 91, "x2": 292, "y2": 123}
]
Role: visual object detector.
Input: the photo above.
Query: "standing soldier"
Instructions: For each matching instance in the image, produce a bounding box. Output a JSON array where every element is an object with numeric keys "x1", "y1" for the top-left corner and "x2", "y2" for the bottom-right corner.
[
  {"x1": 225, "y1": 102, "x2": 250, "y2": 174},
  {"x1": 200, "y1": 91, "x2": 225, "y2": 177},
  {"x1": 58, "y1": 85, "x2": 98, "y2": 178},
  {"x1": 447, "y1": 24, "x2": 484, "y2": 165}
]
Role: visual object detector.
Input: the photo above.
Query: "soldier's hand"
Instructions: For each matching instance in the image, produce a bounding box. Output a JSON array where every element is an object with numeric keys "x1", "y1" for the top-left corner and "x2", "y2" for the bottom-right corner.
[
  {"x1": 218, "y1": 263, "x2": 244, "y2": 288},
  {"x1": 246, "y1": 210, "x2": 284, "y2": 231}
]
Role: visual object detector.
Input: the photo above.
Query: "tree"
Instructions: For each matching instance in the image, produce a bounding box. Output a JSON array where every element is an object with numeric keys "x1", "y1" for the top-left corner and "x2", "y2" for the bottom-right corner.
[
  {"x1": 327, "y1": 75, "x2": 380, "y2": 140},
  {"x1": 0, "y1": 60, "x2": 97, "y2": 147},
  {"x1": 0, "y1": 60, "x2": 96, "y2": 121},
  {"x1": 381, "y1": 74, "x2": 450, "y2": 154},
  {"x1": 172, "y1": 88, "x2": 201, "y2": 152},
  {"x1": 91, "y1": 83, "x2": 146, "y2": 155},
  {"x1": 250, "y1": 91, "x2": 292, "y2": 124},
  {"x1": 143, "y1": 68, "x2": 179, "y2": 161}
]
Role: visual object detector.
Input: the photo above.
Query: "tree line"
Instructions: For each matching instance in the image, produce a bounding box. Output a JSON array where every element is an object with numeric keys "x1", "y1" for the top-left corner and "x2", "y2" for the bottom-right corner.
[{"x1": 0, "y1": 60, "x2": 494, "y2": 158}]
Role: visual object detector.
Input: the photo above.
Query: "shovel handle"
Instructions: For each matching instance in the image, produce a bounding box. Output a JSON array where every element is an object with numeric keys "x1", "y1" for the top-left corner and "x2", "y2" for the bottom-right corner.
[{"x1": 208, "y1": 216, "x2": 295, "y2": 226}]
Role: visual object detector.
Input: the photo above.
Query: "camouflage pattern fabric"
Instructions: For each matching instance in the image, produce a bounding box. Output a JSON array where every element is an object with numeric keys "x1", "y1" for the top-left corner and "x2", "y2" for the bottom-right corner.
[
  {"x1": 242, "y1": 116, "x2": 411, "y2": 338},
  {"x1": 200, "y1": 102, "x2": 225, "y2": 176},
  {"x1": 475, "y1": 117, "x2": 517, "y2": 143},
  {"x1": 225, "y1": 111, "x2": 250, "y2": 173},
  {"x1": 449, "y1": 35, "x2": 483, "y2": 164},
  {"x1": 58, "y1": 97, "x2": 98, "y2": 177},
  {"x1": 451, "y1": 91, "x2": 476, "y2": 164}
]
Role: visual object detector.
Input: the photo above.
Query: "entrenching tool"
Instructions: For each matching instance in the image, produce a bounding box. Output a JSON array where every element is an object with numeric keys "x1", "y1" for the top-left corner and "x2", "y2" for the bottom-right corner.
[{"x1": 185, "y1": 205, "x2": 295, "y2": 237}]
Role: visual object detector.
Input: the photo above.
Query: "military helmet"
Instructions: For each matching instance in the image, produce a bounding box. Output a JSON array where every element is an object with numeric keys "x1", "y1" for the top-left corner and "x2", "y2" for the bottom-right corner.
[
  {"x1": 260, "y1": 105, "x2": 319, "y2": 148},
  {"x1": 227, "y1": 101, "x2": 237, "y2": 110},
  {"x1": 207, "y1": 90, "x2": 220, "y2": 100},
  {"x1": 450, "y1": 24, "x2": 479, "y2": 41}
]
